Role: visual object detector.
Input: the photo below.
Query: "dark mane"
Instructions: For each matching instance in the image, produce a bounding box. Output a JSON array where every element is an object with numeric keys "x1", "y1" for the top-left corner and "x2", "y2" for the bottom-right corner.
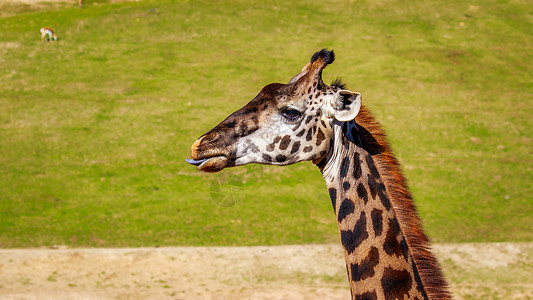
[
  {"x1": 356, "y1": 105, "x2": 452, "y2": 299},
  {"x1": 331, "y1": 77, "x2": 347, "y2": 89}
]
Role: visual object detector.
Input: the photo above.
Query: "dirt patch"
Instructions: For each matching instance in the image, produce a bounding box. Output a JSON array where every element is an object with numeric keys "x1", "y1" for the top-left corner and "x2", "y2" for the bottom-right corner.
[
  {"x1": 0, "y1": 245, "x2": 349, "y2": 300},
  {"x1": 0, "y1": 0, "x2": 141, "y2": 18},
  {"x1": 0, "y1": 0, "x2": 135, "y2": 3},
  {"x1": 0, "y1": 243, "x2": 532, "y2": 299}
]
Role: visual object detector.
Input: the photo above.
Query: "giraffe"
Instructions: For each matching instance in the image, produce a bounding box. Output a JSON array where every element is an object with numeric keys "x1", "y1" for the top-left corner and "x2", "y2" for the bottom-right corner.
[{"x1": 186, "y1": 49, "x2": 451, "y2": 299}]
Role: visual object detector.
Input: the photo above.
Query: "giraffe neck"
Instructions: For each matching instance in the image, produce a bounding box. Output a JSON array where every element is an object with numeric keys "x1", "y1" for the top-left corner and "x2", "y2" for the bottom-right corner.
[{"x1": 317, "y1": 108, "x2": 450, "y2": 299}]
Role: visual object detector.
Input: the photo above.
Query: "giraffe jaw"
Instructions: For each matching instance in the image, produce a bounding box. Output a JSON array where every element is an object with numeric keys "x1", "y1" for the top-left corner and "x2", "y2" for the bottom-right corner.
[{"x1": 186, "y1": 156, "x2": 228, "y2": 172}]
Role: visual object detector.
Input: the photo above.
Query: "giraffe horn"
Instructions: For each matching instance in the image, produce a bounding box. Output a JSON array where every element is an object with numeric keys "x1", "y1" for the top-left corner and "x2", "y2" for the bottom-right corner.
[
  {"x1": 289, "y1": 49, "x2": 335, "y2": 85},
  {"x1": 310, "y1": 48, "x2": 335, "y2": 66}
]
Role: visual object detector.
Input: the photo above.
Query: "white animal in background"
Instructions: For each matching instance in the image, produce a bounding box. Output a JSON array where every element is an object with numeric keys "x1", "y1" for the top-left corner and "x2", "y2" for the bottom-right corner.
[{"x1": 40, "y1": 27, "x2": 58, "y2": 42}]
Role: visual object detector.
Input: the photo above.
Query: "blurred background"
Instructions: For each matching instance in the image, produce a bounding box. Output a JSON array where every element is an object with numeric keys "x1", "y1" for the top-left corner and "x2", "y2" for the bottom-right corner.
[
  {"x1": 1, "y1": 0, "x2": 531, "y2": 298},
  {"x1": 1, "y1": 0, "x2": 531, "y2": 247}
]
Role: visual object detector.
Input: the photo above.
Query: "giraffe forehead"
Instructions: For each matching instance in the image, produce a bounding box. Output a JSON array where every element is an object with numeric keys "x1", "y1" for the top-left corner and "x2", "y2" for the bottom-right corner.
[
  {"x1": 254, "y1": 77, "x2": 341, "y2": 110},
  {"x1": 256, "y1": 89, "x2": 315, "y2": 113},
  {"x1": 281, "y1": 89, "x2": 333, "y2": 112},
  {"x1": 251, "y1": 83, "x2": 300, "y2": 110}
]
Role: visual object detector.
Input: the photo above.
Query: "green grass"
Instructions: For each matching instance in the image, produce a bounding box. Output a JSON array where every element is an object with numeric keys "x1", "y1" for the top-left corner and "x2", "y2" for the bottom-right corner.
[{"x1": 0, "y1": 0, "x2": 531, "y2": 247}]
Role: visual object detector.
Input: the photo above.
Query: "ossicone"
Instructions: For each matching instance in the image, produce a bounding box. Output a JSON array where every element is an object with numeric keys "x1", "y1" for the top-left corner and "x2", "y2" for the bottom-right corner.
[{"x1": 310, "y1": 49, "x2": 335, "y2": 66}]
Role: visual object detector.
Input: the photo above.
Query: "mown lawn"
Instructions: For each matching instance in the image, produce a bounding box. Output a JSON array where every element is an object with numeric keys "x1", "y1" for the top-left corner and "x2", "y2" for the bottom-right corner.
[{"x1": 0, "y1": 0, "x2": 531, "y2": 247}]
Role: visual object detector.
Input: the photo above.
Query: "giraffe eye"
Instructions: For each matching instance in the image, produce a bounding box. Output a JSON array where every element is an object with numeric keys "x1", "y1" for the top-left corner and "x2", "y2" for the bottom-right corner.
[{"x1": 281, "y1": 108, "x2": 302, "y2": 122}]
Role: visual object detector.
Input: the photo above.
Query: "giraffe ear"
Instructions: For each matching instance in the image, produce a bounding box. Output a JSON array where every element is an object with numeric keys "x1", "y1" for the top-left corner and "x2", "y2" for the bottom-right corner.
[{"x1": 334, "y1": 90, "x2": 362, "y2": 122}]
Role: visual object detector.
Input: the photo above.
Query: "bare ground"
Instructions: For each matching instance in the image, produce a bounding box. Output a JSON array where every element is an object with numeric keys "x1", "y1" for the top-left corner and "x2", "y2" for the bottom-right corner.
[{"x1": 0, "y1": 243, "x2": 532, "y2": 299}]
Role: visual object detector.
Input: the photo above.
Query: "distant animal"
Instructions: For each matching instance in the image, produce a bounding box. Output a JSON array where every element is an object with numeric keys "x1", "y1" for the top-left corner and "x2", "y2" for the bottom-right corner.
[{"x1": 40, "y1": 27, "x2": 58, "y2": 42}]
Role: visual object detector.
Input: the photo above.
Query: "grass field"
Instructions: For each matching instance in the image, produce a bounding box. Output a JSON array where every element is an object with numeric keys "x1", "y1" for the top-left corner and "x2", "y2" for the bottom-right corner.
[{"x1": 0, "y1": 0, "x2": 531, "y2": 248}]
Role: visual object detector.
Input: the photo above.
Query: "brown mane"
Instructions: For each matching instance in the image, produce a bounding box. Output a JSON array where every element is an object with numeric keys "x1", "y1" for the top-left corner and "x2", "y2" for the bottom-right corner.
[{"x1": 355, "y1": 105, "x2": 451, "y2": 299}]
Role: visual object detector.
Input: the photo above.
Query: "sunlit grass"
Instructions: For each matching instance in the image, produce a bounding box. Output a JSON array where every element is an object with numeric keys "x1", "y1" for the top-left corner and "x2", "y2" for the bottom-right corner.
[{"x1": 0, "y1": 0, "x2": 531, "y2": 247}]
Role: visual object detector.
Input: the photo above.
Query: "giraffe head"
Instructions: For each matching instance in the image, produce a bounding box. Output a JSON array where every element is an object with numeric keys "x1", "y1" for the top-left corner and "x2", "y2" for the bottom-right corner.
[{"x1": 187, "y1": 49, "x2": 362, "y2": 172}]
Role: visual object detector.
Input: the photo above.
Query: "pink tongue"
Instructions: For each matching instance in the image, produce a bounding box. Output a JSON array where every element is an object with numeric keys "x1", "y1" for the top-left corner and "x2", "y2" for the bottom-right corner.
[{"x1": 185, "y1": 158, "x2": 209, "y2": 166}]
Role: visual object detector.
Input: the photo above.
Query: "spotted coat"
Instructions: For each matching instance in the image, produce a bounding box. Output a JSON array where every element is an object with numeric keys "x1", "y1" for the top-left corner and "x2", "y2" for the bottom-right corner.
[{"x1": 188, "y1": 49, "x2": 451, "y2": 299}]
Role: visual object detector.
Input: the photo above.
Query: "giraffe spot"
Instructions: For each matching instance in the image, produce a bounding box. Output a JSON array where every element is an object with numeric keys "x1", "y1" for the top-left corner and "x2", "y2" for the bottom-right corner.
[
  {"x1": 307, "y1": 86, "x2": 312, "y2": 94},
  {"x1": 337, "y1": 198, "x2": 354, "y2": 223},
  {"x1": 316, "y1": 108, "x2": 321, "y2": 116},
  {"x1": 279, "y1": 135, "x2": 291, "y2": 150},
  {"x1": 238, "y1": 119, "x2": 258, "y2": 136},
  {"x1": 275, "y1": 154, "x2": 286, "y2": 162},
  {"x1": 306, "y1": 128, "x2": 313, "y2": 141},
  {"x1": 379, "y1": 188, "x2": 391, "y2": 211},
  {"x1": 266, "y1": 136, "x2": 282, "y2": 152},
  {"x1": 381, "y1": 267, "x2": 412, "y2": 300},
  {"x1": 266, "y1": 143, "x2": 276, "y2": 152},
  {"x1": 340, "y1": 156, "x2": 350, "y2": 178},
  {"x1": 400, "y1": 239, "x2": 409, "y2": 261},
  {"x1": 291, "y1": 119, "x2": 303, "y2": 132},
  {"x1": 383, "y1": 224, "x2": 404, "y2": 258},
  {"x1": 262, "y1": 154, "x2": 272, "y2": 162},
  {"x1": 305, "y1": 116, "x2": 313, "y2": 124},
  {"x1": 356, "y1": 183, "x2": 368, "y2": 204},
  {"x1": 296, "y1": 129, "x2": 305, "y2": 137},
  {"x1": 303, "y1": 146, "x2": 313, "y2": 153},
  {"x1": 412, "y1": 260, "x2": 428, "y2": 298},
  {"x1": 354, "y1": 291, "x2": 378, "y2": 300},
  {"x1": 353, "y1": 153, "x2": 362, "y2": 180},
  {"x1": 371, "y1": 208, "x2": 383, "y2": 237},
  {"x1": 343, "y1": 182, "x2": 350, "y2": 191},
  {"x1": 366, "y1": 155, "x2": 380, "y2": 178},
  {"x1": 316, "y1": 128, "x2": 326, "y2": 146},
  {"x1": 225, "y1": 120, "x2": 237, "y2": 128},
  {"x1": 350, "y1": 246, "x2": 380, "y2": 282},
  {"x1": 290, "y1": 141, "x2": 301, "y2": 154},
  {"x1": 328, "y1": 188, "x2": 337, "y2": 213},
  {"x1": 342, "y1": 134, "x2": 349, "y2": 149},
  {"x1": 367, "y1": 176, "x2": 377, "y2": 199},
  {"x1": 320, "y1": 120, "x2": 327, "y2": 128},
  {"x1": 340, "y1": 212, "x2": 368, "y2": 254},
  {"x1": 390, "y1": 217, "x2": 401, "y2": 235}
]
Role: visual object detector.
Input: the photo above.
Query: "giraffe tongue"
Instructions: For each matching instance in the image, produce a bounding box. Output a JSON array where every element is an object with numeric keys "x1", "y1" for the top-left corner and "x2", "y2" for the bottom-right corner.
[
  {"x1": 186, "y1": 156, "x2": 228, "y2": 172},
  {"x1": 185, "y1": 158, "x2": 210, "y2": 166}
]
